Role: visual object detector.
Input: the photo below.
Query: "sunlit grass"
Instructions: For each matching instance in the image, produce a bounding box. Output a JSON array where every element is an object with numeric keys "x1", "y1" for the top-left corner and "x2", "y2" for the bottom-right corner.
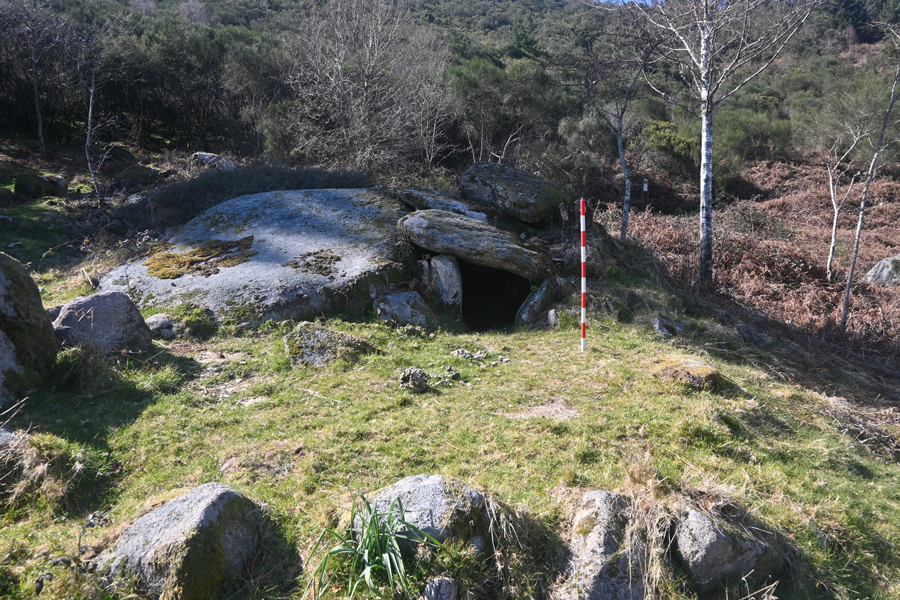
[{"x1": 2, "y1": 307, "x2": 898, "y2": 598}]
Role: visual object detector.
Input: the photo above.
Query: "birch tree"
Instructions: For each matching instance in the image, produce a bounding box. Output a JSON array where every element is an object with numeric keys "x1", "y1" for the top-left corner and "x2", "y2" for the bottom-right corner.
[
  {"x1": 71, "y1": 17, "x2": 130, "y2": 199},
  {"x1": 558, "y1": 9, "x2": 655, "y2": 240},
  {"x1": 841, "y1": 53, "x2": 900, "y2": 330},
  {"x1": 287, "y1": 0, "x2": 450, "y2": 171},
  {"x1": 629, "y1": 0, "x2": 818, "y2": 287}
]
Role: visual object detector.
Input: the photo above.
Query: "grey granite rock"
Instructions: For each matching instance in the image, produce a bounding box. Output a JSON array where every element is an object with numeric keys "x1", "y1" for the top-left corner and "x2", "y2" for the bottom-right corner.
[
  {"x1": 0, "y1": 253, "x2": 57, "y2": 406},
  {"x1": 398, "y1": 210, "x2": 553, "y2": 280},
  {"x1": 97, "y1": 483, "x2": 264, "y2": 600},
  {"x1": 53, "y1": 292, "x2": 152, "y2": 354},
  {"x1": 100, "y1": 189, "x2": 413, "y2": 324}
]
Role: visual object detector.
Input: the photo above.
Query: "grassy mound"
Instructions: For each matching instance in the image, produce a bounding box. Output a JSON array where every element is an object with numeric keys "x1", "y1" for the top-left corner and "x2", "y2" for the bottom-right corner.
[{"x1": 0, "y1": 248, "x2": 897, "y2": 598}]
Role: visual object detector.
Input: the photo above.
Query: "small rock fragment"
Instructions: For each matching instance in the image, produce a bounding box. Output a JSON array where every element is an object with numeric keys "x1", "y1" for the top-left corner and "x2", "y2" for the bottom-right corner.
[
  {"x1": 650, "y1": 317, "x2": 685, "y2": 337},
  {"x1": 450, "y1": 348, "x2": 487, "y2": 361},
  {"x1": 399, "y1": 367, "x2": 429, "y2": 393},
  {"x1": 424, "y1": 577, "x2": 459, "y2": 600},
  {"x1": 145, "y1": 313, "x2": 180, "y2": 340}
]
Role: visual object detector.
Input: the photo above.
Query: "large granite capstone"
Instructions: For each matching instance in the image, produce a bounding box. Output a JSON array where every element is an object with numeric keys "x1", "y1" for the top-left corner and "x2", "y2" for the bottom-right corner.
[
  {"x1": 459, "y1": 162, "x2": 571, "y2": 224},
  {"x1": 100, "y1": 190, "x2": 414, "y2": 322},
  {"x1": 398, "y1": 210, "x2": 553, "y2": 280}
]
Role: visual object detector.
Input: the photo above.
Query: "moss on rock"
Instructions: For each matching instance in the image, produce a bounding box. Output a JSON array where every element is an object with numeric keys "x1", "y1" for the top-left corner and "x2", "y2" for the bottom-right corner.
[
  {"x1": 283, "y1": 322, "x2": 377, "y2": 367},
  {"x1": 143, "y1": 236, "x2": 258, "y2": 279},
  {"x1": 652, "y1": 355, "x2": 726, "y2": 391}
]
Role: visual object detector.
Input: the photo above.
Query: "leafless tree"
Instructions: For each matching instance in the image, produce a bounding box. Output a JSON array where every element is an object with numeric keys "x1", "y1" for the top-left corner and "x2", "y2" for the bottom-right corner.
[
  {"x1": 286, "y1": 0, "x2": 450, "y2": 171},
  {"x1": 179, "y1": 0, "x2": 209, "y2": 25},
  {"x1": 0, "y1": 0, "x2": 70, "y2": 152},
  {"x1": 69, "y1": 15, "x2": 132, "y2": 198},
  {"x1": 841, "y1": 47, "x2": 900, "y2": 330},
  {"x1": 824, "y1": 140, "x2": 861, "y2": 283},
  {"x1": 558, "y1": 9, "x2": 656, "y2": 240},
  {"x1": 629, "y1": 0, "x2": 818, "y2": 288},
  {"x1": 408, "y1": 27, "x2": 454, "y2": 167},
  {"x1": 129, "y1": 0, "x2": 155, "y2": 16}
]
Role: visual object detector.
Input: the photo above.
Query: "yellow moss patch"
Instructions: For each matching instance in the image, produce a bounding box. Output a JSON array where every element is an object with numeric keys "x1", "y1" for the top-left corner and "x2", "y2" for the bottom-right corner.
[{"x1": 143, "y1": 236, "x2": 257, "y2": 279}]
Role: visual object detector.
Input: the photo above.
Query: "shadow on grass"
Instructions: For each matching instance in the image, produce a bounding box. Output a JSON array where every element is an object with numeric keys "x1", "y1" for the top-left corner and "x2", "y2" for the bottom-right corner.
[{"x1": 6, "y1": 344, "x2": 201, "y2": 517}]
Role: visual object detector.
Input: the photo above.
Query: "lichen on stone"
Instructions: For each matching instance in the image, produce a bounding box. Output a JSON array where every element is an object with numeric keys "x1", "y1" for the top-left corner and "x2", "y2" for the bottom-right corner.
[{"x1": 143, "y1": 236, "x2": 258, "y2": 279}]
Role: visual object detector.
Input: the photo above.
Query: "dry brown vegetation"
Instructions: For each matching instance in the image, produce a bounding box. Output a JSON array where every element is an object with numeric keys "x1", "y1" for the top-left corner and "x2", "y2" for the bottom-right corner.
[{"x1": 621, "y1": 155, "x2": 900, "y2": 356}]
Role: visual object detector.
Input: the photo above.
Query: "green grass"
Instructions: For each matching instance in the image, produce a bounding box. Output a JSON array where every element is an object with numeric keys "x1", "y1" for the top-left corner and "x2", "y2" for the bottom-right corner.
[
  {"x1": 2, "y1": 307, "x2": 899, "y2": 598},
  {"x1": 2, "y1": 187, "x2": 899, "y2": 599}
]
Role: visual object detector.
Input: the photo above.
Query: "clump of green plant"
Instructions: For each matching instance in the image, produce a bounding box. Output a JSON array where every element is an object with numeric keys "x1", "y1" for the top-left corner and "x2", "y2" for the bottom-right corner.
[
  {"x1": 170, "y1": 304, "x2": 217, "y2": 339},
  {"x1": 306, "y1": 495, "x2": 439, "y2": 599},
  {"x1": 0, "y1": 428, "x2": 113, "y2": 514},
  {"x1": 52, "y1": 346, "x2": 119, "y2": 396}
]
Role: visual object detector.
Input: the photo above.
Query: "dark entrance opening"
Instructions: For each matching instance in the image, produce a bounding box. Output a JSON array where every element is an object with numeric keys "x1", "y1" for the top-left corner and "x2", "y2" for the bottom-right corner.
[{"x1": 458, "y1": 260, "x2": 532, "y2": 331}]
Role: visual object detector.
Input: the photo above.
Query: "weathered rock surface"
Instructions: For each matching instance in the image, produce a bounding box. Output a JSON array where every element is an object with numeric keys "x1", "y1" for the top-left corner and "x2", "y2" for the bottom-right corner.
[
  {"x1": 557, "y1": 491, "x2": 644, "y2": 600},
  {"x1": 115, "y1": 164, "x2": 161, "y2": 185},
  {"x1": 459, "y1": 163, "x2": 571, "y2": 224},
  {"x1": 283, "y1": 322, "x2": 376, "y2": 367},
  {"x1": 0, "y1": 253, "x2": 57, "y2": 406},
  {"x1": 97, "y1": 483, "x2": 264, "y2": 600},
  {"x1": 424, "y1": 577, "x2": 459, "y2": 600},
  {"x1": 100, "y1": 190, "x2": 413, "y2": 323},
  {"x1": 53, "y1": 291, "x2": 152, "y2": 354},
  {"x1": 14, "y1": 173, "x2": 67, "y2": 199},
  {"x1": 104, "y1": 143, "x2": 135, "y2": 162},
  {"x1": 398, "y1": 210, "x2": 553, "y2": 280},
  {"x1": 0, "y1": 426, "x2": 27, "y2": 501},
  {"x1": 863, "y1": 255, "x2": 900, "y2": 287},
  {"x1": 374, "y1": 291, "x2": 441, "y2": 329},
  {"x1": 370, "y1": 474, "x2": 488, "y2": 544},
  {"x1": 392, "y1": 189, "x2": 489, "y2": 222},
  {"x1": 516, "y1": 278, "x2": 558, "y2": 326},
  {"x1": 416, "y1": 255, "x2": 462, "y2": 316},
  {"x1": 548, "y1": 307, "x2": 578, "y2": 328},
  {"x1": 145, "y1": 313, "x2": 181, "y2": 340},
  {"x1": 676, "y1": 509, "x2": 781, "y2": 593},
  {"x1": 0, "y1": 425, "x2": 17, "y2": 448},
  {"x1": 650, "y1": 317, "x2": 686, "y2": 338},
  {"x1": 652, "y1": 355, "x2": 725, "y2": 391},
  {"x1": 191, "y1": 152, "x2": 235, "y2": 171}
]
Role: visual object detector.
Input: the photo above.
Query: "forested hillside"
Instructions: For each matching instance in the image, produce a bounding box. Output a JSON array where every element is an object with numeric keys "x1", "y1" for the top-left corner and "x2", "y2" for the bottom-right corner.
[{"x1": 2, "y1": 0, "x2": 900, "y2": 345}]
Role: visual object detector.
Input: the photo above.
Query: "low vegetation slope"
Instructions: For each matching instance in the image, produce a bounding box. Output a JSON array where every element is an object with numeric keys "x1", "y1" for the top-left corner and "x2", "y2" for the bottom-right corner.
[{"x1": 1, "y1": 187, "x2": 899, "y2": 600}]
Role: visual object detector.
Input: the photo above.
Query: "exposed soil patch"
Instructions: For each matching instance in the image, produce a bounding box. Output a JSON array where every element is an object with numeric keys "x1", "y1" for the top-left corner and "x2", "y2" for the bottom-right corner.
[{"x1": 504, "y1": 401, "x2": 579, "y2": 420}]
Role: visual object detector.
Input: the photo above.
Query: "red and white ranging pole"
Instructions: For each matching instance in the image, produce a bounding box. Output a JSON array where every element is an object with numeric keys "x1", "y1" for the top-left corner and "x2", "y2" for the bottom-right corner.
[{"x1": 580, "y1": 198, "x2": 586, "y2": 353}]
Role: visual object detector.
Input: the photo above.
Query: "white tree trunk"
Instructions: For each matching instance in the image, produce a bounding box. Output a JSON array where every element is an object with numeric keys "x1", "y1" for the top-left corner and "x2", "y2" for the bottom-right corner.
[
  {"x1": 30, "y1": 48, "x2": 45, "y2": 153},
  {"x1": 85, "y1": 62, "x2": 101, "y2": 199},
  {"x1": 840, "y1": 61, "x2": 900, "y2": 330},
  {"x1": 617, "y1": 128, "x2": 632, "y2": 240},
  {"x1": 698, "y1": 18, "x2": 714, "y2": 286},
  {"x1": 826, "y1": 205, "x2": 840, "y2": 283}
]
